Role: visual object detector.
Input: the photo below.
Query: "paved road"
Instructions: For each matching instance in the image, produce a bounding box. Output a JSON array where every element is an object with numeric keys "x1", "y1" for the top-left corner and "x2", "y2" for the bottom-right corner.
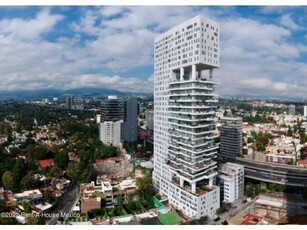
[{"x1": 45, "y1": 186, "x2": 79, "y2": 225}]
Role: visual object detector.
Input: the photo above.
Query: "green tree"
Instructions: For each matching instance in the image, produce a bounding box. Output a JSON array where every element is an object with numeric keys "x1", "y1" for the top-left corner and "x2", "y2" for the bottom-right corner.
[
  {"x1": 198, "y1": 216, "x2": 208, "y2": 224},
  {"x1": 66, "y1": 162, "x2": 80, "y2": 182},
  {"x1": 21, "y1": 174, "x2": 39, "y2": 190},
  {"x1": 25, "y1": 216, "x2": 46, "y2": 225},
  {"x1": 2, "y1": 171, "x2": 15, "y2": 191},
  {"x1": 54, "y1": 152, "x2": 69, "y2": 169},
  {"x1": 257, "y1": 143, "x2": 266, "y2": 152},
  {"x1": 135, "y1": 172, "x2": 155, "y2": 200},
  {"x1": 0, "y1": 200, "x2": 9, "y2": 213},
  {"x1": 48, "y1": 166, "x2": 63, "y2": 178},
  {"x1": 275, "y1": 184, "x2": 286, "y2": 192},
  {"x1": 9, "y1": 147, "x2": 20, "y2": 157},
  {"x1": 287, "y1": 126, "x2": 293, "y2": 137},
  {"x1": 13, "y1": 158, "x2": 27, "y2": 183},
  {"x1": 23, "y1": 202, "x2": 32, "y2": 213},
  {"x1": 0, "y1": 217, "x2": 19, "y2": 225}
]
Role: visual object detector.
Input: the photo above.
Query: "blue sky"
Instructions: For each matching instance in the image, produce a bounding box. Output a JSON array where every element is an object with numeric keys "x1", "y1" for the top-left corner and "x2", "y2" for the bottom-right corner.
[{"x1": 0, "y1": 6, "x2": 306, "y2": 97}]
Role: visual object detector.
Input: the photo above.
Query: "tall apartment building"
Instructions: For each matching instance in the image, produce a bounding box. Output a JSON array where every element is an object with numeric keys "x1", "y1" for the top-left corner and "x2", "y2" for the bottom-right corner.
[
  {"x1": 145, "y1": 110, "x2": 154, "y2": 130},
  {"x1": 220, "y1": 116, "x2": 243, "y2": 157},
  {"x1": 289, "y1": 104, "x2": 295, "y2": 115},
  {"x1": 153, "y1": 15, "x2": 220, "y2": 219},
  {"x1": 304, "y1": 106, "x2": 307, "y2": 117},
  {"x1": 99, "y1": 121, "x2": 122, "y2": 146},
  {"x1": 122, "y1": 97, "x2": 138, "y2": 142},
  {"x1": 217, "y1": 163, "x2": 244, "y2": 203}
]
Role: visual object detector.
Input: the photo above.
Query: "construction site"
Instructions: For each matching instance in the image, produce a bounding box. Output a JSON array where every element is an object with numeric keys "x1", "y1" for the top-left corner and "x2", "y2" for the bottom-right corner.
[
  {"x1": 92, "y1": 145, "x2": 148, "y2": 183},
  {"x1": 228, "y1": 192, "x2": 307, "y2": 225}
]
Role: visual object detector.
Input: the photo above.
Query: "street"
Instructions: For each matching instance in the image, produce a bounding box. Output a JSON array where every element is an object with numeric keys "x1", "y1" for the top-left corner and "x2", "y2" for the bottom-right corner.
[{"x1": 45, "y1": 186, "x2": 79, "y2": 225}]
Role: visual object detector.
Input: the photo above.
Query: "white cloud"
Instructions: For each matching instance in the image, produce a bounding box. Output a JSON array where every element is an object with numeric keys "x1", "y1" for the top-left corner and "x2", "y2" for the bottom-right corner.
[
  {"x1": 273, "y1": 82, "x2": 288, "y2": 91},
  {"x1": 240, "y1": 78, "x2": 272, "y2": 89},
  {"x1": 280, "y1": 14, "x2": 304, "y2": 30},
  {"x1": 0, "y1": 6, "x2": 306, "y2": 98},
  {"x1": 100, "y1": 6, "x2": 126, "y2": 17},
  {"x1": 0, "y1": 9, "x2": 63, "y2": 40},
  {"x1": 68, "y1": 74, "x2": 153, "y2": 93},
  {"x1": 259, "y1": 6, "x2": 297, "y2": 14}
]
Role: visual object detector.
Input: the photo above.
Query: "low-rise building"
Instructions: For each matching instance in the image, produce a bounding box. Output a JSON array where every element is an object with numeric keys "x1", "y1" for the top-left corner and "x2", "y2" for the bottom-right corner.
[
  {"x1": 80, "y1": 182, "x2": 104, "y2": 213},
  {"x1": 80, "y1": 178, "x2": 137, "y2": 213},
  {"x1": 13, "y1": 189, "x2": 43, "y2": 203},
  {"x1": 1, "y1": 189, "x2": 17, "y2": 206},
  {"x1": 39, "y1": 158, "x2": 54, "y2": 169},
  {"x1": 68, "y1": 152, "x2": 80, "y2": 162},
  {"x1": 265, "y1": 153, "x2": 295, "y2": 165}
]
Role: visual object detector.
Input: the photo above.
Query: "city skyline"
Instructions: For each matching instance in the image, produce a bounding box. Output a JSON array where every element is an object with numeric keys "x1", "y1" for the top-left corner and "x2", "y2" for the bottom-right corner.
[{"x1": 0, "y1": 6, "x2": 306, "y2": 97}]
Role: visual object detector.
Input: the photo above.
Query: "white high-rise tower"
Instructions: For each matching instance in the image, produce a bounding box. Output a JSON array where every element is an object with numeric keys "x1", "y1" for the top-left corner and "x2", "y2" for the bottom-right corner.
[{"x1": 153, "y1": 15, "x2": 220, "y2": 219}]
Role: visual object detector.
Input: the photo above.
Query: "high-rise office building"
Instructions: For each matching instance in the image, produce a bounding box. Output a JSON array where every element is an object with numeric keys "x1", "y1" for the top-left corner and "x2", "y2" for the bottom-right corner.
[
  {"x1": 101, "y1": 96, "x2": 125, "y2": 122},
  {"x1": 66, "y1": 96, "x2": 74, "y2": 109},
  {"x1": 153, "y1": 15, "x2": 220, "y2": 219},
  {"x1": 220, "y1": 116, "x2": 243, "y2": 157},
  {"x1": 289, "y1": 104, "x2": 295, "y2": 115},
  {"x1": 100, "y1": 96, "x2": 138, "y2": 143},
  {"x1": 122, "y1": 97, "x2": 138, "y2": 142},
  {"x1": 304, "y1": 106, "x2": 307, "y2": 117}
]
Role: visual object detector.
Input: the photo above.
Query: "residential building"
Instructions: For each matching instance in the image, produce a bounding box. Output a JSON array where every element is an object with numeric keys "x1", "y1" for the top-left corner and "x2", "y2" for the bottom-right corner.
[
  {"x1": 96, "y1": 114, "x2": 101, "y2": 124},
  {"x1": 122, "y1": 97, "x2": 138, "y2": 142},
  {"x1": 217, "y1": 163, "x2": 244, "y2": 203},
  {"x1": 0, "y1": 187, "x2": 17, "y2": 207},
  {"x1": 80, "y1": 178, "x2": 137, "y2": 213},
  {"x1": 80, "y1": 182, "x2": 104, "y2": 213},
  {"x1": 304, "y1": 106, "x2": 307, "y2": 117},
  {"x1": 99, "y1": 121, "x2": 122, "y2": 146},
  {"x1": 265, "y1": 153, "x2": 295, "y2": 165},
  {"x1": 38, "y1": 158, "x2": 54, "y2": 169},
  {"x1": 145, "y1": 110, "x2": 154, "y2": 130},
  {"x1": 220, "y1": 116, "x2": 243, "y2": 157},
  {"x1": 13, "y1": 189, "x2": 43, "y2": 203},
  {"x1": 289, "y1": 104, "x2": 295, "y2": 115},
  {"x1": 153, "y1": 15, "x2": 220, "y2": 219}
]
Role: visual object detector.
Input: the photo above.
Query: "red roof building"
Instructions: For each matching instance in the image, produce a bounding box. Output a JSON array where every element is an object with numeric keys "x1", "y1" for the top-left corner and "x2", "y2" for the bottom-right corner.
[
  {"x1": 297, "y1": 160, "x2": 307, "y2": 166},
  {"x1": 95, "y1": 157, "x2": 116, "y2": 164},
  {"x1": 241, "y1": 214, "x2": 263, "y2": 225},
  {"x1": 39, "y1": 158, "x2": 54, "y2": 168}
]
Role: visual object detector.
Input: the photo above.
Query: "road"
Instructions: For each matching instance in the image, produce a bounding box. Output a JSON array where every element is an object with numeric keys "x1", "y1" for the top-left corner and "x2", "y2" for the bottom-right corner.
[
  {"x1": 45, "y1": 186, "x2": 79, "y2": 225},
  {"x1": 218, "y1": 154, "x2": 307, "y2": 187}
]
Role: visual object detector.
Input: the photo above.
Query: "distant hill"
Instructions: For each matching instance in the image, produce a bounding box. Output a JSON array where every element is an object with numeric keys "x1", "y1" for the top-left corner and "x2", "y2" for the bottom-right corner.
[
  {"x1": 0, "y1": 87, "x2": 152, "y2": 100},
  {"x1": 63, "y1": 87, "x2": 127, "y2": 97}
]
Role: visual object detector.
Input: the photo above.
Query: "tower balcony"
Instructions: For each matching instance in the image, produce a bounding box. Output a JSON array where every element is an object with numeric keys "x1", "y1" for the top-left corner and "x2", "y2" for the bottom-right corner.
[{"x1": 169, "y1": 78, "x2": 219, "y2": 86}]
